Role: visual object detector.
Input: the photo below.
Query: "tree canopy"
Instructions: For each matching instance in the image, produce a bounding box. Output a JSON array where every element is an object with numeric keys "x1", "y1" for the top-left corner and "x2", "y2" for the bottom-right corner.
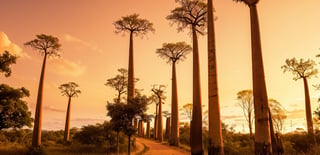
[
  {"x1": 113, "y1": 14, "x2": 155, "y2": 36},
  {"x1": 59, "y1": 82, "x2": 81, "y2": 98},
  {"x1": 0, "y1": 84, "x2": 33, "y2": 130},
  {"x1": 24, "y1": 34, "x2": 62, "y2": 57},
  {"x1": 166, "y1": 0, "x2": 207, "y2": 34},
  {"x1": 281, "y1": 58, "x2": 317, "y2": 80},
  {"x1": 0, "y1": 51, "x2": 17, "y2": 77},
  {"x1": 156, "y1": 42, "x2": 192, "y2": 64}
]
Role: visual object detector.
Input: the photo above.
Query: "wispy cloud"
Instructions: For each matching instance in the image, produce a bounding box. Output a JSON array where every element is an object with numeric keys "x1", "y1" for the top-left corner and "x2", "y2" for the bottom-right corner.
[
  {"x1": 43, "y1": 105, "x2": 65, "y2": 113},
  {"x1": 49, "y1": 58, "x2": 86, "y2": 77},
  {"x1": 62, "y1": 34, "x2": 103, "y2": 53},
  {"x1": 0, "y1": 31, "x2": 30, "y2": 58}
]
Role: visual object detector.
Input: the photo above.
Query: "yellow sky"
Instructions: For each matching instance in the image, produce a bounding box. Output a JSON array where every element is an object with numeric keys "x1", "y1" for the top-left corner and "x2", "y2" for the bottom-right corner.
[{"x1": 1, "y1": 0, "x2": 320, "y2": 132}]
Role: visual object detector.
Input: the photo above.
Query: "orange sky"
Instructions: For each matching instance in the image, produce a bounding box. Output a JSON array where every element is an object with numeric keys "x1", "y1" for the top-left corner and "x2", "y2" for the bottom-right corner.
[{"x1": 1, "y1": 0, "x2": 320, "y2": 133}]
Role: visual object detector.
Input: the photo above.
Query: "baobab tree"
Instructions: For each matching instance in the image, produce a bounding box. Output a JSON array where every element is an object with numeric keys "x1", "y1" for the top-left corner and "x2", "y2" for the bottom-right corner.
[
  {"x1": 59, "y1": 82, "x2": 81, "y2": 142},
  {"x1": 156, "y1": 41, "x2": 191, "y2": 146},
  {"x1": 114, "y1": 14, "x2": 155, "y2": 101},
  {"x1": 281, "y1": 58, "x2": 317, "y2": 134},
  {"x1": 237, "y1": 89, "x2": 254, "y2": 137},
  {"x1": 233, "y1": 0, "x2": 272, "y2": 153},
  {"x1": 0, "y1": 51, "x2": 17, "y2": 77},
  {"x1": 167, "y1": 0, "x2": 207, "y2": 153},
  {"x1": 207, "y1": 0, "x2": 224, "y2": 154},
  {"x1": 25, "y1": 34, "x2": 61, "y2": 147},
  {"x1": 151, "y1": 85, "x2": 166, "y2": 142}
]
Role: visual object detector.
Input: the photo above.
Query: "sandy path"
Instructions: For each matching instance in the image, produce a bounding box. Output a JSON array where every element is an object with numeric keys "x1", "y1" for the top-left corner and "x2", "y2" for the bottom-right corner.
[{"x1": 135, "y1": 138, "x2": 190, "y2": 155}]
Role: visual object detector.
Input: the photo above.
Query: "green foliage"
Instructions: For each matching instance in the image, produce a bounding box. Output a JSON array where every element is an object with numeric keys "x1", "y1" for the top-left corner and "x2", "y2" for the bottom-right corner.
[
  {"x1": 73, "y1": 122, "x2": 116, "y2": 147},
  {"x1": 0, "y1": 84, "x2": 33, "y2": 130},
  {"x1": 0, "y1": 51, "x2": 17, "y2": 77}
]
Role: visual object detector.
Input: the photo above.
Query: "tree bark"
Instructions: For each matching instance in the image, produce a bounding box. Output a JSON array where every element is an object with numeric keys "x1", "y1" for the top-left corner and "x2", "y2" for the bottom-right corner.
[
  {"x1": 158, "y1": 99, "x2": 163, "y2": 142},
  {"x1": 170, "y1": 62, "x2": 179, "y2": 146},
  {"x1": 190, "y1": 25, "x2": 204, "y2": 155},
  {"x1": 32, "y1": 53, "x2": 47, "y2": 147},
  {"x1": 64, "y1": 97, "x2": 72, "y2": 141},
  {"x1": 138, "y1": 119, "x2": 142, "y2": 136},
  {"x1": 207, "y1": 0, "x2": 224, "y2": 154},
  {"x1": 248, "y1": 3, "x2": 272, "y2": 154},
  {"x1": 154, "y1": 105, "x2": 158, "y2": 140},
  {"x1": 303, "y1": 77, "x2": 314, "y2": 134},
  {"x1": 147, "y1": 120, "x2": 150, "y2": 138},
  {"x1": 127, "y1": 32, "x2": 135, "y2": 101},
  {"x1": 116, "y1": 131, "x2": 119, "y2": 155},
  {"x1": 166, "y1": 117, "x2": 171, "y2": 140},
  {"x1": 128, "y1": 135, "x2": 131, "y2": 155}
]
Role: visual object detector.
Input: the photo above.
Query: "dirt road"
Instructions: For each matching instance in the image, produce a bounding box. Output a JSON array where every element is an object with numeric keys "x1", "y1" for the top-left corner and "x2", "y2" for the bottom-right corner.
[{"x1": 135, "y1": 138, "x2": 190, "y2": 155}]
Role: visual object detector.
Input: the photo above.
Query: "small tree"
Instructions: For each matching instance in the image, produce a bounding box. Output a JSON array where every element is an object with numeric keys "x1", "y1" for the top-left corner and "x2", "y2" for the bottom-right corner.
[
  {"x1": 105, "y1": 68, "x2": 128, "y2": 103},
  {"x1": 151, "y1": 85, "x2": 166, "y2": 142},
  {"x1": 0, "y1": 51, "x2": 17, "y2": 77},
  {"x1": 180, "y1": 103, "x2": 193, "y2": 123},
  {"x1": 281, "y1": 58, "x2": 317, "y2": 134},
  {"x1": 25, "y1": 34, "x2": 61, "y2": 147},
  {"x1": 167, "y1": 0, "x2": 207, "y2": 153},
  {"x1": 268, "y1": 99, "x2": 287, "y2": 134},
  {"x1": 0, "y1": 84, "x2": 32, "y2": 130},
  {"x1": 237, "y1": 89, "x2": 254, "y2": 137},
  {"x1": 114, "y1": 14, "x2": 155, "y2": 102},
  {"x1": 59, "y1": 82, "x2": 81, "y2": 142}
]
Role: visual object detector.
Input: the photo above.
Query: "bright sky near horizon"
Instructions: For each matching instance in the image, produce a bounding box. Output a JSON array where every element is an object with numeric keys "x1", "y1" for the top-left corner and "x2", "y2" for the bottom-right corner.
[{"x1": 1, "y1": 0, "x2": 320, "y2": 133}]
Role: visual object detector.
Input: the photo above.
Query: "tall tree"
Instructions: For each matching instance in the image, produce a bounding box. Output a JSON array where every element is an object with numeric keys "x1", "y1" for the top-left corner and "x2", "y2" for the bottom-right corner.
[
  {"x1": 0, "y1": 84, "x2": 32, "y2": 130},
  {"x1": 0, "y1": 51, "x2": 17, "y2": 77},
  {"x1": 25, "y1": 34, "x2": 61, "y2": 147},
  {"x1": 167, "y1": 1, "x2": 207, "y2": 154},
  {"x1": 114, "y1": 14, "x2": 155, "y2": 101},
  {"x1": 207, "y1": 0, "x2": 224, "y2": 154},
  {"x1": 281, "y1": 58, "x2": 317, "y2": 134},
  {"x1": 233, "y1": 0, "x2": 272, "y2": 153},
  {"x1": 156, "y1": 41, "x2": 191, "y2": 146},
  {"x1": 151, "y1": 85, "x2": 166, "y2": 142},
  {"x1": 59, "y1": 82, "x2": 81, "y2": 142},
  {"x1": 237, "y1": 89, "x2": 254, "y2": 137}
]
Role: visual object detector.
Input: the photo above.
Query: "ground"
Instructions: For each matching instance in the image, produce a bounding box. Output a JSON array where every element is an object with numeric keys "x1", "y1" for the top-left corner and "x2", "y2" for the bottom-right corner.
[{"x1": 135, "y1": 138, "x2": 189, "y2": 155}]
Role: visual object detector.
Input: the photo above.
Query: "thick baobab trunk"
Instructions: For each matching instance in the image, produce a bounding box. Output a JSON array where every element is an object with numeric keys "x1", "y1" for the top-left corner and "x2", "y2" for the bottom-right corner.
[
  {"x1": 32, "y1": 53, "x2": 48, "y2": 147},
  {"x1": 170, "y1": 62, "x2": 179, "y2": 146},
  {"x1": 190, "y1": 25, "x2": 204, "y2": 155},
  {"x1": 303, "y1": 77, "x2": 313, "y2": 134},
  {"x1": 154, "y1": 105, "x2": 158, "y2": 139},
  {"x1": 128, "y1": 32, "x2": 135, "y2": 101},
  {"x1": 141, "y1": 121, "x2": 144, "y2": 137},
  {"x1": 134, "y1": 118, "x2": 138, "y2": 130},
  {"x1": 248, "y1": 112, "x2": 253, "y2": 137},
  {"x1": 147, "y1": 120, "x2": 151, "y2": 138},
  {"x1": 166, "y1": 117, "x2": 171, "y2": 140},
  {"x1": 207, "y1": 0, "x2": 224, "y2": 154},
  {"x1": 249, "y1": 4, "x2": 272, "y2": 154},
  {"x1": 138, "y1": 120, "x2": 142, "y2": 136},
  {"x1": 64, "y1": 97, "x2": 72, "y2": 141},
  {"x1": 158, "y1": 99, "x2": 163, "y2": 142}
]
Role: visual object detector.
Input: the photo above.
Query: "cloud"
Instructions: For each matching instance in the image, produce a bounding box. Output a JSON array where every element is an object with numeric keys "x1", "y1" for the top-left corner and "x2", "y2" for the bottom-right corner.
[
  {"x1": 62, "y1": 34, "x2": 103, "y2": 53},
  {"x1": 0, "y1": 32, "x2": 29, "y2": 58},
  {"x1": 49, "y1": 58, "x2": 86, "y2": 77},
  {"x1": 43, "y1": 105, "x2": 65, "y2": 113}
]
